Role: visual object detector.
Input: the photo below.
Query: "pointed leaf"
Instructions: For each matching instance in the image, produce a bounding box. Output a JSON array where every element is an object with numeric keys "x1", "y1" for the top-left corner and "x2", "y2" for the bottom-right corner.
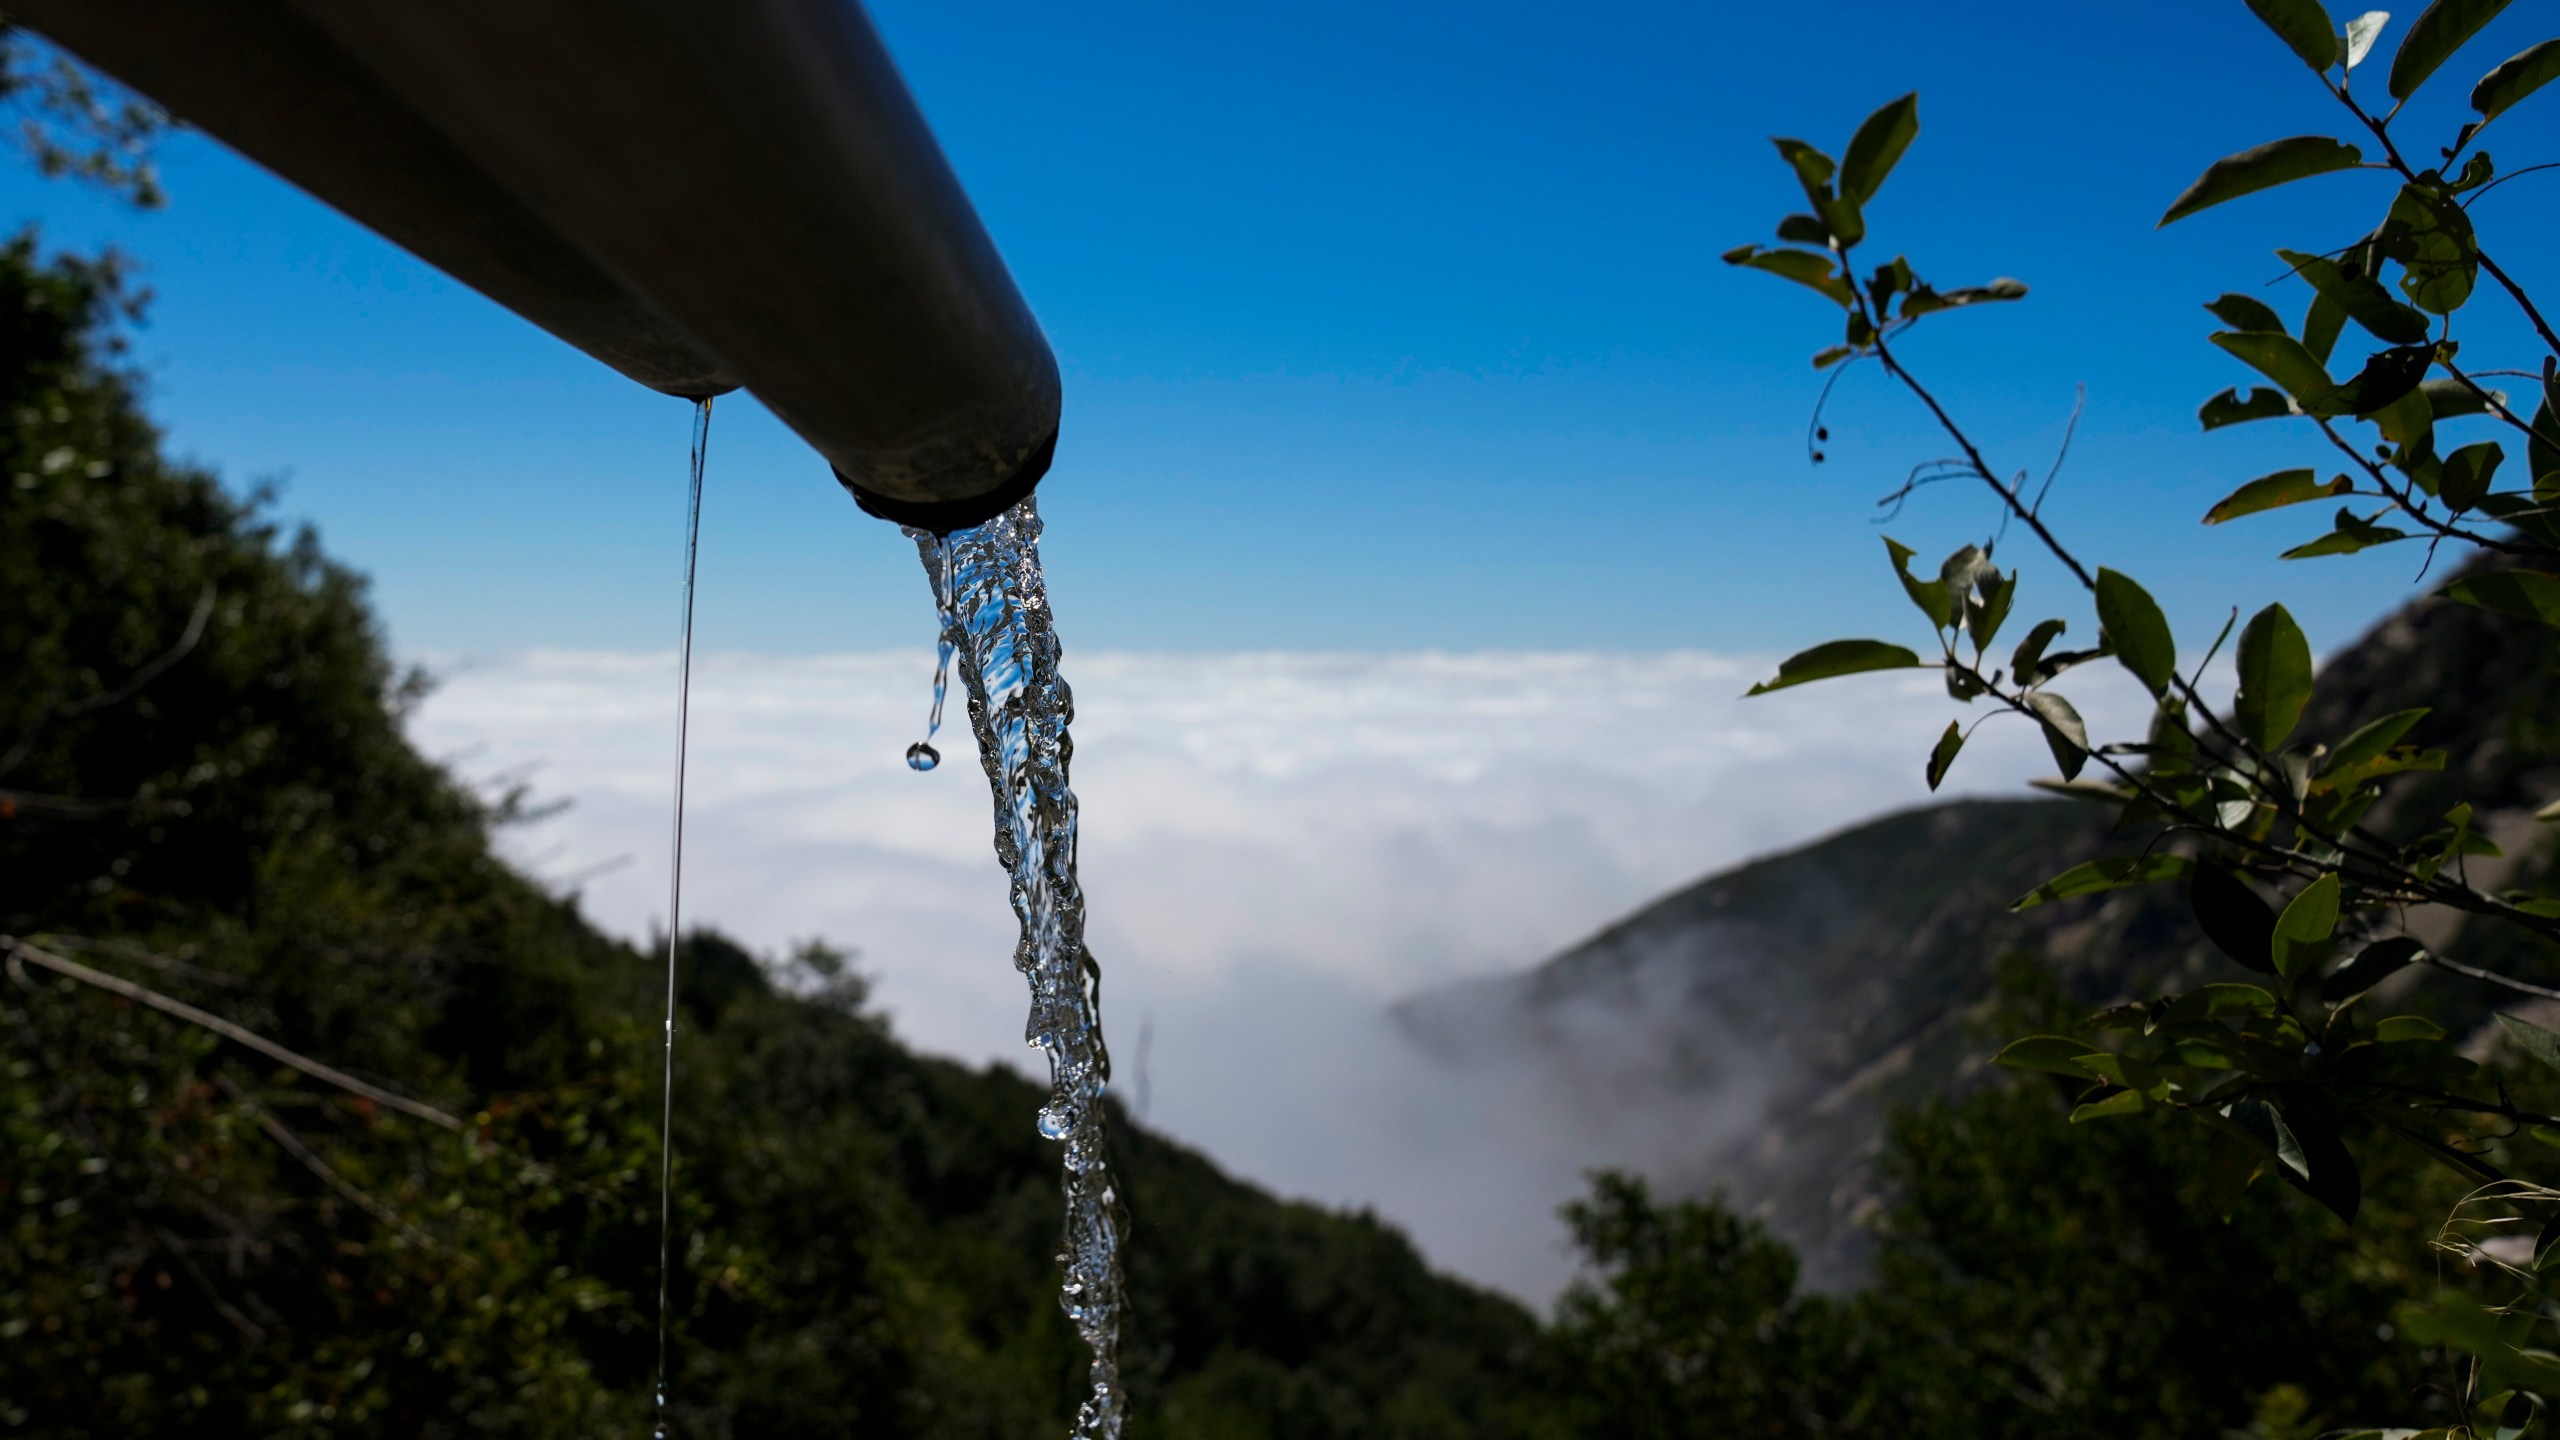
[
  {"x1": 2227, "y1": 1096, "x2": 2310, "y2": 1178},
  {"x1": 2272, "y1": 873, "x2": 2342, "y2": 982},
  {"x1": 2277, "y1": 247, "x2": 2433, "y2": 344},
  {"x1": 2071, "y1": 1089, "x2": 2151, "y2": 1122},
  {"x1": 2497, "y1": 1012, "x2": 2560, "y2": 1073},
  {"x1": 2193, "y1": 865, "x2": 2281, "y2": 974},
  {"x1": 2324, "y1": 708, "x2": 2431, "y2": 775},
  {"x1": 2326, "y1": 937, "x2": 2425, "y2": 1000},
  {"x1": 2012, "y1": 852, "x2": 2195, "y2": 910},
  {"x1": 1885, "y1": 537, "x2": 1955, "y2": 628},
  {"x1": 2332, "y1": 345, "x2": 2435, "y2": 415},
  {"x1": 2234, "y1": 604, "x2": 2314, "y2": 750},
  {"x1": 2473, "y1": 38, "x2": 2560, "y2": 119},
  {"x1": 2161, "y1": 136, "x2": 2362, "y2": 225},
  {"x1": 2201, "y1": 386, "x2": 2299, "y2": 429},
  {"x1": 2441, "y1": 569, "x2": 2560, "y2": 628},
  {"x1": 1839, "y1": 93, "x2": 1919, "y2": 205},
  {"x1": 2205, "y1": 468, "x2": 2353, "y2": 523},
  {"x1": 2097, "y1": 568, "x2": 2177, "y2": 694},
  {"x1": 1969, "y1": 567, "x2": 2017, "y2": 650},
  {"x1": 2283, "y1": 507, "x2": 2413, "y2": 558},
  {"x1": 1925, "y1": 720, "x2": 1966, "y2": 791},
  {"x1": 2011, "y1": 617, "x2": 2068, "y2": 681},
  {"x1": 1722, "y1": 245, "x2": 1854, "y2": 308},
  {"x1": 2440, "y1": 440, "x2": 2504, "y2": 511},
  {"x1": 2346, "y1": 11, "x2": 2392, "y2": 68},
  {"x1": 2029, "y1": 690, "x2": 2091, "y2": 779},
  {"x1": 2392, "y1": 0, "x2": 2515, "y2": 99},
  {"x1": 2384, "y1": 185, "x2": 2479, "y2": 314},
  {"x1": 2207, "y1": 293, "x2": 2288, "y2": 333},
  {"x1": 1745, "y1": 639, "x2": 1926, "y2": 695},
  {"x1": 2210, "y1": 331, "x2": 2343, "y2": 414},
  {"x1": 1992, "y1": 1034, "x2": 2104, "y2": 1078},
  {"x1": 2247, "y1": 0, "x2": 2346, "y2": 68}
]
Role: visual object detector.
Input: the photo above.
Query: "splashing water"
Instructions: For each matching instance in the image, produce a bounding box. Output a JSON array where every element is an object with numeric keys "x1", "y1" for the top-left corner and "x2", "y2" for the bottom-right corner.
[{"x1": 908, "y1": 496, "x2": 1126, "y2": 1438}]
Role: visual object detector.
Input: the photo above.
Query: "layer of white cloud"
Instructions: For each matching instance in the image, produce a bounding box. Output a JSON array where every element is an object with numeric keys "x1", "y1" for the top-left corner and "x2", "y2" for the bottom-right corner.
[{"x1": 410, "y1": 646, "x2": 2152, "y2": 1302}]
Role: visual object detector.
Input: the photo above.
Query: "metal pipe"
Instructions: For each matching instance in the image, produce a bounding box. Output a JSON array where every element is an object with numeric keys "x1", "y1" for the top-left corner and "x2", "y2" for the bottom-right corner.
[
  {"x1": 21, "y1": 0, "x2": 1059, "y2": 530},
  {"x1": 14, "y1": 0, "x2": 739, "y2": 400}
]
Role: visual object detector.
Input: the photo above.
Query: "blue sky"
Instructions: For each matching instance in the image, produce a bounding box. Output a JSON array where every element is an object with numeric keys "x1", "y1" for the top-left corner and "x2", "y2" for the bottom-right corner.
[{"x1": 10, "y1": 0, "x2": 2556, "y2": 657}]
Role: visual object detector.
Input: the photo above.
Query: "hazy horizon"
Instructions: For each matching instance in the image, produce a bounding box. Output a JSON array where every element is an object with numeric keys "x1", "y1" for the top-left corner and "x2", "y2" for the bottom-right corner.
[{"x1": 409, "y1": 643, "x2": 2155, "y2": 1300}]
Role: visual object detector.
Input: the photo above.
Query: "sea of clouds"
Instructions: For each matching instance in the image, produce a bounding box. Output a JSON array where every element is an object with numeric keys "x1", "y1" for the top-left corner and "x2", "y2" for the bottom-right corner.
[{"x1": 408, "y1": 646, "x2": 2151, "y2": 1302}]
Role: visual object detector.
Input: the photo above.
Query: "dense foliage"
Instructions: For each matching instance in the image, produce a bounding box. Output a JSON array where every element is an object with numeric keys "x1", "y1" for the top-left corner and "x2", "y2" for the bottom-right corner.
[{"x1": 1712, "y1": 0, "x2": 2560, "y2": 1432}]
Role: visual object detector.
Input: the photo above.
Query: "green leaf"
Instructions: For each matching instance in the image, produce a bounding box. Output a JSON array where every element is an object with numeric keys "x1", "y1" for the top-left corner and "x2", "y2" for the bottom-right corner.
[
  {"x1": 2206, "y1": 293, "x2": 2287, "y2": 333},
  {"x1": 2012, "y1": 852, "x2": 2195, "y2": 910},
  {"x1": 2331, "y1": 344, "x2": 2435, "y2": 416},
  {"x1": 2534, "y1": 385, "x2": 2560, "y2": 500},
  {"x1": 2096, "y1": 568, "x2": 2177, "y2": 695},
  {"x1": 2271, "y1": 872, "x2": 2342, "y2": 983},
  {"x1": 1774, "y1": 137, "x2": 1864, "y2": 246},
  {"x1": 2199, "y1": 386, "x2": 2298, "y2": 429},
  {"x1": 2282, "y1": 506, "x2": 2413, "y2": 558},
  {"x1": 2276, "y1": 247, "x2": 2433, "y2": 344},
  {"x1": 2029, "y1": 690, "x2": 2091, "y2": 780},
  {"x1": 2194, "y1": 982, "x2": 2281, "y2": 1017},
  {"x1": 2234, "y1": 604, "x2": 2314, "y2": 750},
  {"x1": 2011, "y1": 617, "x2": 2068, "y2": 681},
  {"x1": 1991, "y1": 1034, "x2": 2103, "y2": 1078},
  {"x1": 1722, "y1": 245, "x2": 1854, "y2": 308},
  {"x1": 2246, "y1": 0, "x2": 2345, "y2": 68},
  {"x1": 2376, "y1": 1014, "x2": 2448, "y2": 1042},
  {"x1": 2302, "y1": 291, "x2": 2348, "y2": 366},
  {"x1": 2324, "y1": 936, "x2": 2425, "y2": 1001},
  {"x1": 2442, "y1": 569, "x2": 2560, "y2": 628},
  {"x1": 2192, "y1": 864, "x2": 2280, "y2": 974},
  {"x1": 2440, "y1": 440, "x2": 2504, "y2": 511},
  {"x1": 2160, "y1": 136, "x2": 2362, "y2": 225},
  {"x1": 2345, "y1": 10, "x2": 2391, "y2": 67},
  {"x1": 2383, "y1": 185, "x2": 2479, "y2": 314},
  {"x1": 1969, "y1": 566, "x2": 2017, "y2": 650},
  {"x1": 2422, "y1": 375, "x2": 2503, "y2": 419},
  {"x1": 2204, "y1": 468, "x2": 2352, "y2": 523},
  {"x1": 1885, "y1": 537, "x2": 1955, "y2": 628},
  {"x1": 2226, "y1": 1096, "x2": 2310, "y2": 1179},
  {"x1": 2324, "y1": 708, "x2": 2431, "y2": 775},
  {"x1": 2472, "y1": 38, "x2": 2560, "y2": 119},
  {"x1": 1839, "y1": 93, "x2": 1919, "y2": 206},
  {"x1": 1745, "y1": 639, "x2": 1926, "y2": 696},
  {"x1": 2277, "y1": 1103, "x2": 2361, "y2": 1221},
  {"x1": 1925, "y1": 720, "x2": 1965, "y2": 791},
  {"x1": 2392, "y1": 0, "x2": 2515, "y2": 100},
  {"x1": 2209, "y1": 331, "x2": 2342, "y2": 414},
  {"x1": 2497, "y1": 1012, "x2": 2560, "y2": 1073},
  {"x1": 1776, "y1": 212, "x2": 1832, "y2": 246},
  {"x1": 1811, "y1": 344, "x2": 1856, "y2": 369},
  {"x1": 1900, "y1": 278, "x2": 2029, "y2": 317},
  {"x1": 2070, "y1": 1089, "x2": 2151, "y2": 1123}
]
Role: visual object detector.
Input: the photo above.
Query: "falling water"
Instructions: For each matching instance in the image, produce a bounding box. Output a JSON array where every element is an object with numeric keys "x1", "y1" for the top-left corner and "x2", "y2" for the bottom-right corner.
[
  {"x1": 654, "y1": 397, "x2": 714, "y2": 1440},
  {"x1": 907, "y1": 496, "x2": 1126, "y2": 1439}
]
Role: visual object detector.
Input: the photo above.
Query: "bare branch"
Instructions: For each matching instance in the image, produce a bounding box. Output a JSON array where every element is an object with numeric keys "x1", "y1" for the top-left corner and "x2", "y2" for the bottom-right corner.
[{"x1": 3, "y1": 936, "x2": 464, "y2": 1131}]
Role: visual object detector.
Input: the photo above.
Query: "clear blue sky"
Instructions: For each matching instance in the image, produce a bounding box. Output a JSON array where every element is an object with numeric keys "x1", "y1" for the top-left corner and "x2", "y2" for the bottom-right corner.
[{"x1": 9, "y1": 0, "x2": 2555, "y2": 657}]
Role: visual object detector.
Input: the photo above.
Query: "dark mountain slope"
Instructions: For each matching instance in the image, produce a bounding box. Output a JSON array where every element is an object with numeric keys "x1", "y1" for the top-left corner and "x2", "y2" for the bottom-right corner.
[{"x1": 1398, "y1": 563, "x2": 2560, "y2": 1282}]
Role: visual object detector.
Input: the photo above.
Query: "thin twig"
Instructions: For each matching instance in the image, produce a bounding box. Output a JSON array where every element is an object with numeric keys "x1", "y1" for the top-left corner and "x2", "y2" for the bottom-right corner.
[
  {"x1": 3, "y1": 936, "x2": 463, "y2": 1131},
  {"x1": 213, "y1": 1074, "x2": 441, "y2": 1252}
]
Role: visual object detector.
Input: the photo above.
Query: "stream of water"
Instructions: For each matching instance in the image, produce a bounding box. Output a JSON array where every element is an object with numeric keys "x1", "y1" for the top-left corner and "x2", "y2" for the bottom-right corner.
[{"x1": 909, "y1": 496, "x2": 1126, "y2": 1439}]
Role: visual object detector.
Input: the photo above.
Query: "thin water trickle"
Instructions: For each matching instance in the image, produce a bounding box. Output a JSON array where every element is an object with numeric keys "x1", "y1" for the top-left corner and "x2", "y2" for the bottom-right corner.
[
  {"x1": 653, "y1": 396, "x2": 714, "y2": 1440},
  {"x1": 906, "y1": 497, "x2": 1126, "y2": 1439}
]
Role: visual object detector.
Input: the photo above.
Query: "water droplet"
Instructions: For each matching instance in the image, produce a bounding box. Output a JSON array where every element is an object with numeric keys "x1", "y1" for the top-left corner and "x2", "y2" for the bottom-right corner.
[
  {"x1": 1037, "y1": 1103, "x2": 1071, "y2": 1139},
  {"x1": 905, "y1": 741, "x2": 940, "y2": 772}
]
